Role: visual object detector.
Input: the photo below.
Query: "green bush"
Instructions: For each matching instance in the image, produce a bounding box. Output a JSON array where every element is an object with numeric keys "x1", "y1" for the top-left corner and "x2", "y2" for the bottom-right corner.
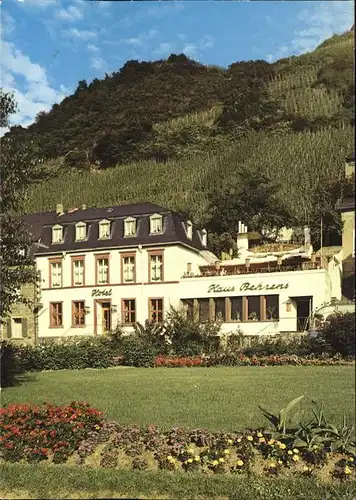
[
  {"x1": 316, "y1": 312, "x2": 355, "y2": 357},
  {"x1": 241, "y1": 335, "x2": 314, "y2": 357},
  {"x1": 120, "y1": 336, "x2": 157, "y2": 368},
  {"x1": 0, "y1": 341, "x2": 24, "y2": 387}
]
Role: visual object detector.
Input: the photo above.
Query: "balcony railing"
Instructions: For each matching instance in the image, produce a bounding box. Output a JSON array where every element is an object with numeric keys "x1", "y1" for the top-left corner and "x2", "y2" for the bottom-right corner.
[{"x1": 182, "y1": 262, "x2": 326, "y2": 279}]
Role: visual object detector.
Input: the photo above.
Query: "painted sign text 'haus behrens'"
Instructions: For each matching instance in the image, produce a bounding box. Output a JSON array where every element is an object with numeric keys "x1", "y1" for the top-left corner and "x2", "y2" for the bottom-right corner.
[{"x1": 207, "y1": 282, "x2": 289, "y2": 293}]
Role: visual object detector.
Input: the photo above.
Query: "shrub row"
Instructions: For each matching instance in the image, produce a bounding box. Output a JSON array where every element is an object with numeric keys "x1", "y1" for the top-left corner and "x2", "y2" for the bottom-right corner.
[
  {"x1": 1, "y1": 310, "x2": 354, "y2": 383},
  {"x1": 0, "y1": 399, "x2": 355, "y2": 481},
  {"x1": 154, "y1": 354, "x2": 354, "y2": 368}
]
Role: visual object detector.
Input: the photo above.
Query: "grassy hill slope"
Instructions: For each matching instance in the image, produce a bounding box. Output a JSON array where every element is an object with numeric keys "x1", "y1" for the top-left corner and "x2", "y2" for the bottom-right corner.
[{"x1": 21, "y1": 31, "x2": 354, "y2": 238}]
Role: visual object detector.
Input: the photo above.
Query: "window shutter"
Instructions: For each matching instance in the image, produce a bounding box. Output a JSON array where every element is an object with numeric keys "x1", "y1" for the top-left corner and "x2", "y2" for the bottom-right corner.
[
  {"x1": 22, "y1": 318, "x2": 28, "y2": 338},
  {"x1": 6, "y1": 319, "x2": 12, "y2": 338}
]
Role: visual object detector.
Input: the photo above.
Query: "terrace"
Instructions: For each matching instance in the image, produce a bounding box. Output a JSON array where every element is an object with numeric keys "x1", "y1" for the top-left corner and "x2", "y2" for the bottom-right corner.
[{"x1": 183, "y1": 255, "x2": 329, "y2": 279}]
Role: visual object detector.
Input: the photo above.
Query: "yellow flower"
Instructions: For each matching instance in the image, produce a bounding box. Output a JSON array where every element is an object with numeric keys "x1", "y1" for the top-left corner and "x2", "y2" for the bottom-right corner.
[
  {"x1": 237, "y1": 460, "x2": 244, "y2": 466},
  {"x1": 344, "y1": 466, "x2": 352, "y2": 475},
  {"x1": 278, "y1": 460, "x2": 283, "y2": 465},
  {"x1": 237, "y1": 438, "x2": 242, "y2": 443},
  {"x1": 94, "y1": 425, "x2": 100, "y2": 430},
  {"x1": 247, "y1": 436, "x2": 253, "y2": 441},
  {"x1": 287, "y1": 450, "x2": 293, "y2": 455},
  {"x1": 257, "y1": 432, "x2": 263, "y2": 438},
  {"x1": 268, "y1": 439, "x2": 275, "y2": 445},
  {"x1": 167, "y1": 455, "x2": 173, "y2": 461},
  {"x1": 303, "y1": 466, "x2": 310, "y2": 472},
  {"x1": 212, "y1": 460, "x2": 219, "y2": 466},
  {"x1": 219, "y1": 457, "x2": 225, "y2": 463},
  {"x1": 187, "y1": 447, "x2": 195, "y2": 455},
  {"x1": 194, "y1": 456, "x2": 200, "y2": 462},
  {"x1": 312, "y1": 445, "x2": 319, "y2": 450},
  {"x1": 228, "y1": 439, "x2": 234, "y2": 445},
  {"x1": 259, "y1": 437, "x2": 265, "y2": 443},
  {"x1": 187, "y1": 458, "x2": 193, "y2": 463},
  {"x1": 279, "y1": 443, "x2": 286, "y2": 450},
  {"x1": 293, "y1": 449, "x2": 299, "y2": 454},
  {"x1": 292, "y1": 455, "x2": 300, "y2": 462},
  {"x1": 269, "y1": 462, "x2": 277, "y2": 468},
  {"x1": 224, "y1": 449, "x2": 230, "y2": 455}
]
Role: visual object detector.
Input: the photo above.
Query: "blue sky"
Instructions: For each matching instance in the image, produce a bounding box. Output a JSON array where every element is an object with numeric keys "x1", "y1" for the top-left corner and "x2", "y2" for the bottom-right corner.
[{"x1": 0, "y1": 0, "x2": 353, "y2": 132}]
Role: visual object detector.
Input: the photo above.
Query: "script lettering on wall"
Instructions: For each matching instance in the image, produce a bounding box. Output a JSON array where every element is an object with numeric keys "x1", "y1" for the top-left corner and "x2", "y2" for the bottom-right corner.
[
  {"x1": 207, "y1": 282, "x2": 289, "y2": 293},
  {"x1": 91, "y1": 288, "x2": 112, "y2": 297}
]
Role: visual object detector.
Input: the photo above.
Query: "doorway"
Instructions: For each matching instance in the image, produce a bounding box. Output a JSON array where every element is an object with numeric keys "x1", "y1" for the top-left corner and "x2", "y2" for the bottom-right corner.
[
  {"x1": 95, "y1": 300, "x2": 112, "y2": 334},
  {"x1": 294, "y1": 296, "x2": 313, "y2": 331}
]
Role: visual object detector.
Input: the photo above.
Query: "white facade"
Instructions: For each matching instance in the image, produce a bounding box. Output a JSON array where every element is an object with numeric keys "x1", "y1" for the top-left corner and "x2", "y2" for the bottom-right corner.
[
  {"x1": 36, "y1": 244, "x2": 208, "y2": 338},
  {"x1": 36, "y1": 240, "x2": 342, "y2": 339}
]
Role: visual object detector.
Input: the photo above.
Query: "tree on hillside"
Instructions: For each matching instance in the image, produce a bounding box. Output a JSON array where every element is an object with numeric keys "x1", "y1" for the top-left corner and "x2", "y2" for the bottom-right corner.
[
  {"x1": 0, "y1": 89, "x2": 44, "y2": 321},
  {"x1": 206, "y1": 167, "x2": 294, "y2": 255}
]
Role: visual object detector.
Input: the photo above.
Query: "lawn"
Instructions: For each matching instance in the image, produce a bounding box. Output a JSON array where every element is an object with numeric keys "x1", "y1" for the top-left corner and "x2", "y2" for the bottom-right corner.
[{"x1": 3, "y1": 366, "x2": 355, "y2": 430}]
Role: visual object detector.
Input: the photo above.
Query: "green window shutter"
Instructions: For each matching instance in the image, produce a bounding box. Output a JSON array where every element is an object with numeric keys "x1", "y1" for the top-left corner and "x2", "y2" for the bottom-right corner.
[
  {"x1": 22, "y1": 318, "x2": 28, "y2": 338},
  {"x1": 6, "y1": 319, "x2": 12, "y2": 338}
]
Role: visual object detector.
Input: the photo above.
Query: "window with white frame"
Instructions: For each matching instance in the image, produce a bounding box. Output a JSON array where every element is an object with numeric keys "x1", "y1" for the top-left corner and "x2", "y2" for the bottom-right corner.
[
  {"x1": 150, "y1": 214, "x2": 163, "y2": 234},
  {"x1": 97, "y1": 258, "x2": 109, "y2": 284},
  {"x1": 73, "y1": 259, "x2": 84, "y2": 286},
  {"x1": 99, "y1": 220, "x2": 111, "y2": 239},
  {"x1": 50, "y1": 261, "x2": 62, "y2": 288},
  {"x1": 150, "y1": 254, "x2": 163, "y2": 281},
  {"x1": 122, "y1": 255, "x2": 135, "y2": 282},
  {"x1": 186, "y1": 220, "x2": 193, "y2": 239},
  {"x1": 75, "y1": 222, "x2": 87, "y2": 241},
  {"x1": 52, "y1": 225, "x2": 63, "y2": 244},
  {"x1": 124, "y1": 217, "x2": 137, "y2": 237}
]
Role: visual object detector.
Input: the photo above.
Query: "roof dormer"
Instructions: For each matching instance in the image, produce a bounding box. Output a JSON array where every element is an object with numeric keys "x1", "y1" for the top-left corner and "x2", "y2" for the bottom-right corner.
[
  {"x1": 52, "y1": 224, "x2": 63, "y2": 244},
  {"x1": 150, "y1": 213, "x2": 163, "y2": 235},
  {"x1": 99, "y1": 219, "x2": 111, "y2": 239},
  {"x1": 75, "y1": 221, "x2": 87, "y2": 241},
  {"x1": 201, "y1": 228, "x2": 207, "y2": 247},
  {"x1": 124, "y1": 216, "x2": 137, "y2": 237},
  {"x1": 186, "y1": 220, "x2": 193, "y2": 240}
]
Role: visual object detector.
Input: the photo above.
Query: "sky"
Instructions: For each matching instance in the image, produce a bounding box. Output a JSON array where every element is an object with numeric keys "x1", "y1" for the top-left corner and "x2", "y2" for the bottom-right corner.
[{"x1": 0, "y1": 0, "x2": 354, "y2": 133}]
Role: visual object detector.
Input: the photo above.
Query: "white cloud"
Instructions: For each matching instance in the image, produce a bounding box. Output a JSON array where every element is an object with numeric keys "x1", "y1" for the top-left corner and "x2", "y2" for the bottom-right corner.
[
  {"x1": 91, "y1": 56, "x2": 106, "y2": 70},
  {"x1": 199, "y1": 35, "x2": 214, "y2": 50},
  {"x1": 122, "y1": 29, "x2": 159, "y2": 47},
  {"x1": 16, "y1": 0, "x2": 57, "y2": 7},
  {"x1": 0, "y1": 40, "x2": 67, "y2": 134},
  {"x1": 64, "y1": 27, "x2": 97, "y2": 40},
  {"x1": 87, "y1": 43, "x2": 99, "y2": 52},
  {"x1": 267, "y1": 1, "x2": 353, "y2": 62},
  {"x1": 182, "y1": 44, "x2": 197, "y2": 58},
  {"x1": 1, "y1": 10, "x2": 16, "y2": 37},
  {"x1": 153, "y1": 42, "x2": 173, "y2": 56},
  {"x1": 55, "y1": 5, "x2": 83, "y2": 22}
]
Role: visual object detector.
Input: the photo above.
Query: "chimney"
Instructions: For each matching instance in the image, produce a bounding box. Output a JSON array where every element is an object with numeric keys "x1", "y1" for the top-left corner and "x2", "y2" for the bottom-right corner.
[
  {"x1": 56, "y1": 203, "x2": 64, "y2": 215},
  {"x1": 82, "y1": 204, "x2": 87, "y2": 210},
  {"x1": 304, "y1": 226, "x2": 311, "y2": 250}
]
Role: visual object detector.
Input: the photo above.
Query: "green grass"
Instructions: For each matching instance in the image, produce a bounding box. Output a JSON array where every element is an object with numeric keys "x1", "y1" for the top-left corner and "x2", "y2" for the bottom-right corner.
[
  {"x1": 1, "y1": 463, "x2": 355, "y2": 500},
  {"x1": 3, "y1": 366, "x2": 355, "y2": 431}
]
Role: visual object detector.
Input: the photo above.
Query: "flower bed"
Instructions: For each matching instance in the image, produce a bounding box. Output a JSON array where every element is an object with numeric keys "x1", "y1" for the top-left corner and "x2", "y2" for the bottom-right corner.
[
  {"x1": 153, "y1": 354, "x2": 354, "y2": 367},
  {"x1": 0, "y1": 402, "x2": 103, "y2": 463},
  {"x1": 0, "y1": 401, "x2": 355, "y2": 482}
]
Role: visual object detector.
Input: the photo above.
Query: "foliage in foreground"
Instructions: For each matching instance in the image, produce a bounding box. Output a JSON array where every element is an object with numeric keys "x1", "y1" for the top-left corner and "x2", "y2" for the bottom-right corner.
[
  {"x1": 1, "y1": 311, "x2": 354, "y2": 383},
  {"x1": 0, "y1": 399, "x2": 354, "y2": 484}
]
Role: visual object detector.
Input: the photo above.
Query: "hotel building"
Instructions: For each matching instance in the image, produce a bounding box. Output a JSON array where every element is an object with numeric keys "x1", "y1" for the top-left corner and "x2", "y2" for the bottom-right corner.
[{"x1": 0, "y1": 200, "x2": 342, "y2": 343}]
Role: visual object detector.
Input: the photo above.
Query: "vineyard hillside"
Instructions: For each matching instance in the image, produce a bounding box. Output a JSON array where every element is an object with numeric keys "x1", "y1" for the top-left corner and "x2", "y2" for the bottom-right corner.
[{"x1": 16, "y1": 30, "x2": 354, "y2": 246}]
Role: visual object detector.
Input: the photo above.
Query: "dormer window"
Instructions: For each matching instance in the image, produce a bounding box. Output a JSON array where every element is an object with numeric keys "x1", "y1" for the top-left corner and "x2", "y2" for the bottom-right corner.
[
  {"x1": 75, "y1": 222, "x2": 87, "y2": 241},
  {"x1": 99, "y1": 220, "x2": 111, "y2": 239},
  {"x1": 186, "y1": 220, "x2": 193, "y2": 240},
  {"x1": 124, "y1": 217, "x2": 136, "y2": 237},
  {"x1": 201, "y1": 229, "x2": 207, "y2": 247},
  {"x1": 52, "y1": 225, "x2": 63, "y2": 244},
  {"x1": 150, "y1": 214, "x2": 163, "y2": 234}
]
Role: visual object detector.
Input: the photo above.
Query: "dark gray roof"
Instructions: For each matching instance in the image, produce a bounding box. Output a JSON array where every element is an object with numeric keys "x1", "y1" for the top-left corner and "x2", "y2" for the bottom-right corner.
[
  {"x1": 336, "y1": 196, "x2": 355, "y2": 213},
  {"x1": 22, "y1": 203, "x2": 206, "y2": 255}
]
